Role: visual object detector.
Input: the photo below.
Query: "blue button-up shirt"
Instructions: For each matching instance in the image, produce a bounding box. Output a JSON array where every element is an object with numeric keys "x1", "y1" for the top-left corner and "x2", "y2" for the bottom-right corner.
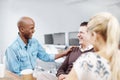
[{"x1": 5, "y1": 35, "x2": 55, "y2": 75}]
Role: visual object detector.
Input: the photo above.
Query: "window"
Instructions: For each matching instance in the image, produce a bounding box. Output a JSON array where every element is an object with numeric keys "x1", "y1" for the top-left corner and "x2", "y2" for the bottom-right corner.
[
  {"x1": 69, "y1": 31, "x2": 79, "y2": 46},
  {"x1": 44, "y1": 34, "x2": 53, "y2": 44},
  {"x1": 53, "y1": 33, "x2": 65, "y2": 45}
]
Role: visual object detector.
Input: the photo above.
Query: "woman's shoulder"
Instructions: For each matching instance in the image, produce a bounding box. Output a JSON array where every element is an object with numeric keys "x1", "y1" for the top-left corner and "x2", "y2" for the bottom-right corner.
[
  {"x1": 74, "y1": 52, "x2": 111, "y2": 80},
  {"x1": 78, "y1": 52, "x2": 110, "y2": 66},
  {"x1": 80, "y1": 52, "x2": 108, "y2": 60},
  {"x1": 74, "y1": 52, "x2": 98, "y2": 69},
  {"x1": 79, "y1": 52, "x2": 97, "y2": 60}
]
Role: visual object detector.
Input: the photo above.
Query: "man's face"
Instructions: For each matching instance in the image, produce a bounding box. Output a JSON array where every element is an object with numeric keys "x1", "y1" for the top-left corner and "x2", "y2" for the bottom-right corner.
[
  {"x1": 22, "y1": 19, "x2": 35, "y2": 39},
  {"x1": 77, "y1": 26, "x2": 88, "y2": 45}
]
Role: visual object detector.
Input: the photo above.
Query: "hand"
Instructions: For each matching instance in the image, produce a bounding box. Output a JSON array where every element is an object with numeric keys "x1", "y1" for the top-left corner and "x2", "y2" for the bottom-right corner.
[
  {"x1": 58, "y1": 74, "x2": 67, "y2": 80},
  {"x1": 63, "y1": 46, "x2": 77, "y2": 56},
  {"x1": 55, "y1": 46, "x2": 77, "y2": 59}
]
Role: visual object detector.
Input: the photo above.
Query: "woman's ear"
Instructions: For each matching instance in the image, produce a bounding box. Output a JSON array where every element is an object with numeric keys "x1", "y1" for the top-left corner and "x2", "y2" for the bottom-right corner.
[{"x1": 91, "y1": 32, "x2": 97, "y2": 42}]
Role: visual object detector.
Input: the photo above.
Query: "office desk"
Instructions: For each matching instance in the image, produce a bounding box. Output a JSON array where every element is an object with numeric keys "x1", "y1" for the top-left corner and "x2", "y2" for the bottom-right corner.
[{"x1": 0, "y1": 70, "x2": 20, "y2": 80}]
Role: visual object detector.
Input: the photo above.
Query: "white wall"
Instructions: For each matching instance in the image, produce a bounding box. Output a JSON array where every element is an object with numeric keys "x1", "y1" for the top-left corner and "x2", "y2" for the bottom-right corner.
[{"x1": 0, "y1": 0, "x2": 120, "y2": 53}]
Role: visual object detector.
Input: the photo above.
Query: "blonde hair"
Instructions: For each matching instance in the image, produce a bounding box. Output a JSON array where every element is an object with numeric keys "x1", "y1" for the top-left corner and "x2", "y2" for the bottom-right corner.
[{"x1": 88, "y1": 12, "x2": 120, "y2": 80}]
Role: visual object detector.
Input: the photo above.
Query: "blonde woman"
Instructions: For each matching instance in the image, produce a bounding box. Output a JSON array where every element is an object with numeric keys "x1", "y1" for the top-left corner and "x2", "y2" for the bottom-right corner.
[{"x1": 63, "y1": 12, "x2": 120, "y2": 80}]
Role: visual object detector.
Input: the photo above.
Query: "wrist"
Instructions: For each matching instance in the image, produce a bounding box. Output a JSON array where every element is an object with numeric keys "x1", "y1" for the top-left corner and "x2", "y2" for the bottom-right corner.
[{"x1": 62, "y1": 51, "x2": 67, "y2": 56}]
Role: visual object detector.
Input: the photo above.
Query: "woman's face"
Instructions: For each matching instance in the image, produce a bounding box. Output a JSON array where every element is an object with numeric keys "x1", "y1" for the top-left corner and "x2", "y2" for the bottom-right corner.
[{"x1": 87, "y1": 29, "x2": 97, "y2": 47}]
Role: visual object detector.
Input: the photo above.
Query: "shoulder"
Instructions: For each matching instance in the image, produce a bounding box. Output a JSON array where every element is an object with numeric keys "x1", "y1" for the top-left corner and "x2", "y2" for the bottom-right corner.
[
  {"x1": 30, "y1": 38, "x2": 39, "y2": 43},
  {"x1": 7, "y1": 39, "x2": 19, "y2": 50},
  {"x1": 68, "y1": 47, "x2": 80, "y2": 55},
  {"x1": 30, "y1": 38, "x2": 44, "y2": 49},
  {"x1": 78, "y1": 52, "x2": 96, "y2": 60},
  {"x1": 5, "y1": 40, "x2": 20, "y2": 56},
  {"x1": 75, "y1": 52, "x2": 109, "y2": 66},
  {"x1": 30, "y1": 38, "x2": 41, "y2": 45},
  {"x1": 70, "y1": 46, "x2": 80, "y2": 52},
  {"x1": 74, "y1": 52, "x2": 95, "y2": 66},
  {"x1": 74, "y1": 52, "x2": 111, "y2": 79},
  {"x1": 74, "y1": 52, "x2": 103, "y2": 71}
]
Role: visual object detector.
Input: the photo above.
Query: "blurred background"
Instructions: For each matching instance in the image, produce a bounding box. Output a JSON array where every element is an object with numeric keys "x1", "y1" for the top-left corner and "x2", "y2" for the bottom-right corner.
[
  {"x1": 1, "y1": 0, "x2": 120, "y2": 52},
  {"x1": 0, "y1": 0, "x2": 120, "y2": 70}
]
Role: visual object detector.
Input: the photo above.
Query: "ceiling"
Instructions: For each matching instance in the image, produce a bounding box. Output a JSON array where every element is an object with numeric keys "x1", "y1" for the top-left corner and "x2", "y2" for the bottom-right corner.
[{"x1": 1, "y1": 0, "x2": 120, "y2": 33}]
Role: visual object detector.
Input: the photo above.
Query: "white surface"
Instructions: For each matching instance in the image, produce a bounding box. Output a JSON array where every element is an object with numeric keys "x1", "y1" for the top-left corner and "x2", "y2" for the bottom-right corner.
[
  {"x1": 43, "y1": 45, "x2": 58, "y2": 54},
  {"x1": 20, "y1": 69, "x2": 33, "y2": 75},
  {"x1": 55, "y1": 57, "x2": 65, "y2": 63},
  {"x1": 0, "y1": 64, "x2": 5, "y2": 78}
]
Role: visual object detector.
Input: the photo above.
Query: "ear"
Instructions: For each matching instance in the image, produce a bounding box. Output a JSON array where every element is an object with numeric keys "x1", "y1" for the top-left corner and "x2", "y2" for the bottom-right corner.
[
  {"x1": 91, "y1": 32, "x2": 97, "y2": 41},
  {"x1": 19, "y1": 26, "x2": 24, "y2": 32}
]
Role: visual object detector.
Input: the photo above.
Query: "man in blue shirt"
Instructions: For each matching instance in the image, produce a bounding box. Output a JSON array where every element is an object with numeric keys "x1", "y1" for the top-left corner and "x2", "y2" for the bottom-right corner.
[{"x1": 5, "y1": 17, "x2": 72, "y2": 76}]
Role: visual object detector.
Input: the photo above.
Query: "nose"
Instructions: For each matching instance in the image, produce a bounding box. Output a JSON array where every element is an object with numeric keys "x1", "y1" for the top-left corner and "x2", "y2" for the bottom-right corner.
[
  {"x1": 32, "y1": 29, "x2": 35, "y2": 33},
  {"x1": 77, "y1": 32, "x2": 80, "y2": 37}
]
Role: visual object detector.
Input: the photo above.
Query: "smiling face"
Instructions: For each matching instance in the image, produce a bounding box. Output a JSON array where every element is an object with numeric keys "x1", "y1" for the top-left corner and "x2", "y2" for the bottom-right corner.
[
  {"x1": 22, "y1": 20, "x2": 35, "y2": 39},
  {"x1": 18, "y1": 17, "x2": 35, "y2": 40},
  {"x1": 77, "y1": 26, "x2": 88, "y2": 45}
]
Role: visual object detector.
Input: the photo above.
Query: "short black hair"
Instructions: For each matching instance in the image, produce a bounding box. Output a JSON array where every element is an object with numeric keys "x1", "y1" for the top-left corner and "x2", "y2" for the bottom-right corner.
[{"x1": 80, "y1": 22, "x2": 88, "y2": 26}]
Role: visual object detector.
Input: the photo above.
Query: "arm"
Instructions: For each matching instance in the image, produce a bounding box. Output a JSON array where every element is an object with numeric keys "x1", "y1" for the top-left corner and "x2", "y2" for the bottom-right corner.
[
  {"x1": 37, "y1": 42, "x2": 55, "y2": 62},
  {"x1": 55, "y1": 47, "x2": 74, "y2": 60},
  {"x1": 56, "y1": 54, "x2": 70, "y2": 77},
  {"x1": 5, "y1": 47, "x2": 20, "y2": 75},
  {"x1": 37, "y1": 40, "x2": 74, "y2": 61},
  {"x1": 63, "y1": 68, "x2": 78, "y2": 80}
]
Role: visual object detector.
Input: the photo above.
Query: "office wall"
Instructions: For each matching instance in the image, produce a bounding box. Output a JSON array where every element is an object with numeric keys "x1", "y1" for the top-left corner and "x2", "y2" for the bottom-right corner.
[{"x1": 0, "y1": 0, "x2": 120, "y2": 53}]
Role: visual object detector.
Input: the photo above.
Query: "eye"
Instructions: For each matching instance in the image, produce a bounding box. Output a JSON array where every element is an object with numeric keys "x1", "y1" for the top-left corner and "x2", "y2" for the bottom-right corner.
[{"x1": 91, "y1": 32, "x2": 94, "y2": 36}]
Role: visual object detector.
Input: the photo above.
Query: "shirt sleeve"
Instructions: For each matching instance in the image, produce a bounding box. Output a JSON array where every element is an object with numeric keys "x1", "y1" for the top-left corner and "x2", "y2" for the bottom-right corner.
[
  {"x1": 5, "y1": 47, "x2": 20, "y2": 75},
  {"x1": 37, "y1": 41, "x2": 55, "y2": 62},
  {"x1": 56, "y1": 54, "x2": 70, "y2": 77}
]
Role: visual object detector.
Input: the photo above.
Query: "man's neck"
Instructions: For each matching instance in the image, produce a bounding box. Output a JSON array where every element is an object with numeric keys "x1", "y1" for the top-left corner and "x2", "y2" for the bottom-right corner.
[
  {"x1": 19, "y1": 33, "x2": 28, "y2": 44},
  {"x1": 80, "y1": 43, "x2": 93, "y2": 52},
  {"x1": 80, "y1": 43, "x2": 88, "y2": 50}
]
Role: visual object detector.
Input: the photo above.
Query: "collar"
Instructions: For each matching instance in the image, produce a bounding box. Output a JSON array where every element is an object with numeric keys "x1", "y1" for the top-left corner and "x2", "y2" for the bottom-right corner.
[
  {"x1": 17, "y1": 34, "x2": 32, "y2": 49},
  {"x1": 79, "y1": 44, "x2": 93, "y2": 52}
]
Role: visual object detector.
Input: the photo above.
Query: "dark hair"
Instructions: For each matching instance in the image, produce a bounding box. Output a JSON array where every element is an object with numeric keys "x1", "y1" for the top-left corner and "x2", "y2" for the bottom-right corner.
[{"x1": 80, "y1": 22, "x2": 88, "y2": 26}]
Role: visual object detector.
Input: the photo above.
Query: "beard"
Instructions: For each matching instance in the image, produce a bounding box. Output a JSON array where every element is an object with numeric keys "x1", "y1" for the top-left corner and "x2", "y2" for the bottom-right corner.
[{"x1": 24, "y1": 33, "x2": 33, "y2": 40}]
